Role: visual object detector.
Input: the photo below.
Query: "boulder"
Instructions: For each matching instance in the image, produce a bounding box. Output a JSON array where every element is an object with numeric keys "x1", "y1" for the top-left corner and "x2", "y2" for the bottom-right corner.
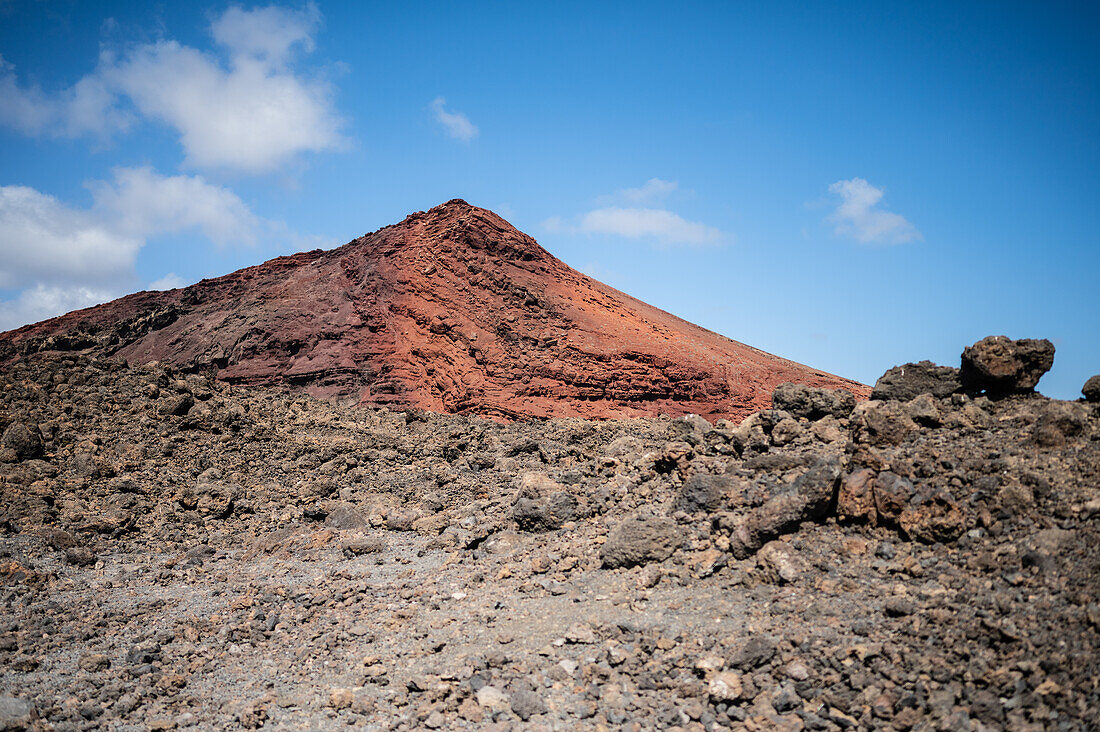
[
  {"x1": 960, "y1": 336, "x2": 1054, "y2": 394},
  {"x1": 871, "y1": 361, "x2": 961, "y2": 401},
  {"x1": 771, "y1": 383, "x2": 856, "y2": 420},
  {"x1": 674, "y1": 473, "x2": 733, "y2": 513},
  {"x1": 1082, "y1": 374, "x2": 1100, "y2": 403},
  {"x1": 1, "y1": 422, "x2": 43, "y2": 461},
  {"x1": 1032, "y1": 401, "x2": 1089, "y2": 447},
  {"x1": 600, "y1": 515, "x2": 681, "y2": 568},
  {"x1": 511, "y1": 491, "x2": 578, "y2": 532},
  {"x1": 731, "y1": 458, "x2": 841, "y2": 556},
  {"x1": 850, "y1": 401, "x2": 917, "y2": 446}
]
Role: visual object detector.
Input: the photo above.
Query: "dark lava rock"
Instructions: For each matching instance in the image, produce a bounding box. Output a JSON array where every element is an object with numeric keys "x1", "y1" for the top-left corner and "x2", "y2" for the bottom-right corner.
[
  {"x1": 163, "y1": 393, "x2": 195, "y2": 417},
  {"x1": 600, "y1": 515, "x2": 680, "y2": 568},
  {"x1": 728, "y1": 636, "x2": 776, "y2": 670},
  {"x1": 850, "y1": 401, "x2": 916, "y2": 446},
  {"x1": 732, "y1": 458, "x2": 842, "y2": 556},
  {"x1": 512, "y1": 492, "x2": 578, "y2": 532},
  {"x1": 871, "y1": 361, "x2": 961, "y2": 401},
  {"x1": 1, "y1": 423, "x2": 43, "y2": 461},
  {"x1": 884, "y1": 597, "x2": 916, "y2": 617},
  {"x1": 771, "y1": 383, "x2": 856, "y2": 420},
  {"x1": 325, "y1": 503, "x2": 370, "y2": 530},
  {"x1": 1031, "y1": 401, "x2": 1089, "y2": 447},
  {"x1": 960, "y1": 336, "x2": 1054, "y2": 394},
  {"x1": 509, "y1": 690, "x2": 546, "y2": 721},
  {"x1": 1083, "y1": 374, "x2": 1100, "y2": 403},
  {"x1": 675, "y1": 473, "x2": 732, "y2": 513}
]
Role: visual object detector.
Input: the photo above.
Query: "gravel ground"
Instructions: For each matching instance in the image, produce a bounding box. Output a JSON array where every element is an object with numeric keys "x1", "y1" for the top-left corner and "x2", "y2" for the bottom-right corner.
[{"x1": 1, "y1": 352, "x2": 1098, "y2": 730}]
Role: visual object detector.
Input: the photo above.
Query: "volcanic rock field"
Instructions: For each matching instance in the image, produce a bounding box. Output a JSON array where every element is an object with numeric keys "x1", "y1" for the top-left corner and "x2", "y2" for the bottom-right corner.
[{"x1": 0, "y1": 205, "x2": 1097, "y2": 731}]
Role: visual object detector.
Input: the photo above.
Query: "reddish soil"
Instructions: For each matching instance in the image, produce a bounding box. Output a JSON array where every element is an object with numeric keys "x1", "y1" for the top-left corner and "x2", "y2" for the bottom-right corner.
[{"x1": 0, "y1": 200, "x2": 867, "y2": 420}]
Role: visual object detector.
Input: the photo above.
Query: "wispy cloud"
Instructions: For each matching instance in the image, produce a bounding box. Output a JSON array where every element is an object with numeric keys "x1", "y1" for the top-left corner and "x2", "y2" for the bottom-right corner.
[
  {"x1": 0, "y1": 4, "x2": 345, "y2": 173},
  {"x1": 430, "y1": 97, "x2": 478, "y2": 142},
  {"x1": 826, "y1": 178, "x2": 921, "y2": 244},
  {"x1": 544, "y1": 179, "x2": 723, "y2": 247}
]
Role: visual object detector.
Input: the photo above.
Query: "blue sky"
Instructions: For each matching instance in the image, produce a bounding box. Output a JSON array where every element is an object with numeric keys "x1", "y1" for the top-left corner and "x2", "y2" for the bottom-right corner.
[{"x1": 1, "y1": 1, "x2": 1097, "y2": 398}]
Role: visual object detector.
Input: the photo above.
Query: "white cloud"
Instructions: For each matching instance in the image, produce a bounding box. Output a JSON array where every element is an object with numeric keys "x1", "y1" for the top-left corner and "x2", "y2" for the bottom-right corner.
[
  {"x1": 827, "y1": 178, "x2": 921, "y2": 244},
  {"x1": 0, "y1": 184, "x2": 142, "y2": 289},
  {"x1": 0, "y1": 284, "x2": 120, "y2": 333},
  {"x1": 210, "y1": 4, "x2": 320, "y2": 66},
  {"x1": 0, "y1": 5, "x2": 344, "y2": 173},
  {"x1": 578, "y1": 207, "x2": 722, "y2": 246},
  {"x1": 148, "y1": 273, "x2": 187, "y2": 291},
  {"x1": 546, "y1": 179, "x2": 721, "y2": 247},
  {"x1": 430, "y1": 97, "x2": 478, "y2": 142},
  {"x1": 0, "y1": 168, "x2": 281, "y2": 330},
  {"x1": 89, "y1": 166, "x2": 261, "y2": 245},
  {"x1": 613, "y1": 178, "x2": 678, "y2": 205}
]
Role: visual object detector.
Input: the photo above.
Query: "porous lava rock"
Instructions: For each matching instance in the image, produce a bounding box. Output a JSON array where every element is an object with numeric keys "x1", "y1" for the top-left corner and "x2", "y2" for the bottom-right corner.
[
  {"x1": 871, "y1": 361, "x2": 961, "y2": 401},
  {"x1": 771, "y1": 382, "x2": 855, "y2": 420},
  {"x1": 1083, "y1": 375, "x2": 1100, "y2": 403},
  {"x1": 600, "y1": 515, "x2": 681, "y2": 568},
  {"x1": 960, "y1": 336, "x2": 1055, "y2": 394},
  {"x1": 0, "y1": 200, "x2": 866, "y2": 421}
]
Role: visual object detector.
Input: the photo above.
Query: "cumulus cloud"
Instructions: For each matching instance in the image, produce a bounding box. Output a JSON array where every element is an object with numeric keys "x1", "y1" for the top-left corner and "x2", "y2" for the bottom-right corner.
[
  {"x1": 0, "y1": 167, "x2": 278, "y2": 330},
  {"x1": 544, "y1": 179, "x2": 723, "y2": 247},
  {"x1": 0, "y1": 184, "x2": 142, "y2": 289},
  {"x1": 430, "y1": 97, "x2": 478, "y2": 142},
  {"x1": 0, "y1": 4, "x2": 344, "y2": 173},
  {"x1": 0, "y1": 285, "x2": 120, "y2": 333},
  {"x1": 579, "y1": 207, "x2": 721, "y2": 246},
  {"x1": 88, "y1": 166, "x2": 261, "y2": 245},
  {"x1": 827, "y1": 178, "x2": 921, "y2": 244}
]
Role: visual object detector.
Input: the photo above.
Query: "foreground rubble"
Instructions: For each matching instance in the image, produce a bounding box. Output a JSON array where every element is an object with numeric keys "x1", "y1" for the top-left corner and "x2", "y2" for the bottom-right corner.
[{"x1": 0, "y1": 340, "x2": 1098, "y2": 730}]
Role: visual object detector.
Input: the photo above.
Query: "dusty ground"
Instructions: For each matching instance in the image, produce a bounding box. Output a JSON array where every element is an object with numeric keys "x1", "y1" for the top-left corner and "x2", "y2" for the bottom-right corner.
[{"x1": 1, "y1": 352, "x2": 1098, "y2": 730}]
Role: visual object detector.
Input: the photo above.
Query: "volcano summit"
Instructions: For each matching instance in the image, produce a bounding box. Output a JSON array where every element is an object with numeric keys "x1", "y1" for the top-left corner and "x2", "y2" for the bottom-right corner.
[{"x1": 1, "y1": 200, "x2": 865, "y2": 420}]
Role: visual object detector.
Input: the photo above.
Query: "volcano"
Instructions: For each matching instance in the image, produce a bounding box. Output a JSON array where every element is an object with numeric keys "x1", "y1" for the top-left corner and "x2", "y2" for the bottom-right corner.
[{"x1": 0, "y1": 200, "x2": 867, "y2": 420}]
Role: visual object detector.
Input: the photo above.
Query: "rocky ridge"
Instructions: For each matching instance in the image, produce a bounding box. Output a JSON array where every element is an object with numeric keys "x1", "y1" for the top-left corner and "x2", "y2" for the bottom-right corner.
[
  {"x1": 0, "y1": 337, "x2": 1097, "y2": 730},
  {"x1": 0, "y1": 200, "x2": 866, "y2": 422}
]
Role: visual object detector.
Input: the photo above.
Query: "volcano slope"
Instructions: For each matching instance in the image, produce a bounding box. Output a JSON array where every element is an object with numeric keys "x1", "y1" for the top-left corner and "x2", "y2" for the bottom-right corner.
[
  {"x1": 0, "y1": 199, "x2": 865, "y2": 422},
  {"x1": 0, "y1": 337, "x2": 1098, "y2": 730}
]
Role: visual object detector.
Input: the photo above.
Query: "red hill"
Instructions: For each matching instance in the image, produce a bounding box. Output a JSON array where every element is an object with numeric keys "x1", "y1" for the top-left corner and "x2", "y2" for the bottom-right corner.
[{"x1": 1, "y1": 200, "x2": 867, "y2": 420}]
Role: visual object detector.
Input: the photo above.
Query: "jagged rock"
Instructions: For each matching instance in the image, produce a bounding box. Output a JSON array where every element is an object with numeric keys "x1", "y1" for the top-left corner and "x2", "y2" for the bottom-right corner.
[
  {"x1": 850, "y1": 401, "x2": 917, "y2": 446},
  {"x1": 674, "y1": 473, "x2": 733, "y2": 513},
  {"x1": 729, "y1": 458, "x2": 841, "y2": 557},
  {"x1": 1032, "y1": 401, "x2": 1089, "y2": 447},
  {"x1": 727, "y1": 636, "x2": 777, "y2": 670},
  {"x1": 771, "y1": 383, "x2": 856, "y2": 420},
  {"x1": 905, "y1": 393, "x2": 942, "y2": 426},
  {"x1": 511, "y1": 492, "x2": 578, "y2": 532},
  {"x1": 0, "y1": 423, "x2": 43, "y2": 461},
  {"x1": 872, "y1": 361, "x2": 961, "y2": 401},
  {"x1": 961, "y1": 336, "x2": 1055, "y2": 394},
  {"x1": 600, "y1": 515, "x2": 680, "y2": 568},
  {"x1": 837, "y1": 469, "x2": 877, "y2": 523},
  {"x1": 770, "y1": 418, "x2": 805, "y2": 446},
  {"x1": 325, "y1": 503, "x2": 370, "y2": 530},
  {"x1": 757, "y1": 541, "x2": 805, "y2": 583},
  {"x1": 509, "y1": 690, "x2": 546, "y2": 721},
  {"x1": 1082, "y1": 375, "x2": 1100, "y2": 403}
]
